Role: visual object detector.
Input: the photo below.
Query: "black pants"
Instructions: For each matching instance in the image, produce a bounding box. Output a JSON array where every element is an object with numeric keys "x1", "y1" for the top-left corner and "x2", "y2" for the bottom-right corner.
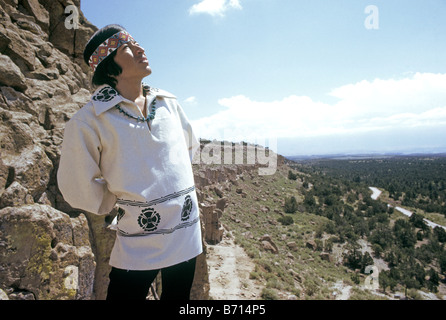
[{"x1": 106, "y1": 258, "x2": 197, "y2": 300}]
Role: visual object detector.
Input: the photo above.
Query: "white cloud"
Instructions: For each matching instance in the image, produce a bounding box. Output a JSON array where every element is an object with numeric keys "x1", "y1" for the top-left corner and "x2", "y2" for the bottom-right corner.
[
  {"x1": 330, "y1": 73, "x2": 446, "y2": 117},
  {"x1": 184, "y1": 96, "x2": 197, "y2": 105},
  {"x1": 191, "y1": 73, "x2": 446, "y2": 149},
  {"x1": 189, "y1": 0, "x2": 242, "y2": 17}
]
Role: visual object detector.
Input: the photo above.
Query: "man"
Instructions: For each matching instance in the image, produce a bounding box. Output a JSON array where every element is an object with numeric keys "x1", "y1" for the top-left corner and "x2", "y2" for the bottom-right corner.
[{"x1": 57, "y1": 24, "x2": 202, "y2": 300}]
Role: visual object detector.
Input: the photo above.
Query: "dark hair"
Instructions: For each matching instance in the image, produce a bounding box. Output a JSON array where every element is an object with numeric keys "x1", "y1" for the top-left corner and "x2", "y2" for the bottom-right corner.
[{"x1": 83, "y1": 24, "x2": 126, "y2": 88}]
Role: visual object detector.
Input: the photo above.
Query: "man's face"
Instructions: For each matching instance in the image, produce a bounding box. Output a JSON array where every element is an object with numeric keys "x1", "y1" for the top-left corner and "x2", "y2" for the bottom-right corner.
[{"x1": 114, "y1": 40, "x2": 152, "y2": 81}]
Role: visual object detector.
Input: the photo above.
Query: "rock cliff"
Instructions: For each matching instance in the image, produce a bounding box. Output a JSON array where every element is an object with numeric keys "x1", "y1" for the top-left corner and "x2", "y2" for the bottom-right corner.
[{"x1": 0, "y1": 0, "x2": 102, "y2": 300}]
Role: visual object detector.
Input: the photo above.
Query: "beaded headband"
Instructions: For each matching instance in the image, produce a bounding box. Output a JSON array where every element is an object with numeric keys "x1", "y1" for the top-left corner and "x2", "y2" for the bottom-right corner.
[{"x1": 88, "y1": 30, "x2": 135, "y2": 71}]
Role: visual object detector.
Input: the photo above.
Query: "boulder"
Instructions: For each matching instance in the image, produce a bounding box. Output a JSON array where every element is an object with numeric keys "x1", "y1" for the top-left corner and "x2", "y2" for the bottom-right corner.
[
  {"x1": 201, "y1": 203, "x2": 224, "y2": 245},
  {"x1": 260, "y1": 234, "x2": 279, "y2": 254},
  {"x1": 0, "y1": 204, "x2": 95, "y2": 300},
  {"x1": 319, "y1": 252, "x2": 332, "y2": 262},
  {"x1": 306, "y1": 240, "x2": 317, "y2": 251},
  {"x1": 287, "y1": 241, "x2": 298, "y2": 252},
  {"x1": 216, "y1": 197, "x2": 227, "y2": 211},
  {"x1": 261, "y1": 241, "x2": 278, "y2": 254},
  {"x1": 0, "y1": 54, "x2": 27, "y2": 91}
]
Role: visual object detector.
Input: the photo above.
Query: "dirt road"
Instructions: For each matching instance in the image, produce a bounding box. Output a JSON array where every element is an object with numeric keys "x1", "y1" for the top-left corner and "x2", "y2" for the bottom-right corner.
[{"x1": 206, "y1": 235, "x2": 263, "y2": 300}]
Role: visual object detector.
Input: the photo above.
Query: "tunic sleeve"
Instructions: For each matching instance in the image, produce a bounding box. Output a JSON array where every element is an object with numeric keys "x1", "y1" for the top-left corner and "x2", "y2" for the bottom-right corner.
[
  {"x1": 57, "y1": 118, "x2": 116, "y2": 215},
  {"x1": 176, "y1": 103, "x2": 200, "y2": 162}
]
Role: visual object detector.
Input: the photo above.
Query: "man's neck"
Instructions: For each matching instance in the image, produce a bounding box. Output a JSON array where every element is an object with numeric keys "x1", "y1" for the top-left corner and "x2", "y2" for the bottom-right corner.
[
  {"x1": 115, "y1": 78, "x2": 147, "y2": 116},
  {"x1": 115, "y1": 79, "x2": 144, "y2": 102}
]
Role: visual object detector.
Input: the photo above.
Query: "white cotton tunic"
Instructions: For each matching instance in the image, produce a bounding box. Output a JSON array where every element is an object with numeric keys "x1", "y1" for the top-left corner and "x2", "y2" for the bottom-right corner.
[{"x1": 57, "y1": 84, "x2": 202, "y2": 270}]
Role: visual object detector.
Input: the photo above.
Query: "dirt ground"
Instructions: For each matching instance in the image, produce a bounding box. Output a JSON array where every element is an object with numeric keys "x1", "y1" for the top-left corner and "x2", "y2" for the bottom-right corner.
[{"x1": 206, "y1": 234, "x2": 263, "y2": 300}]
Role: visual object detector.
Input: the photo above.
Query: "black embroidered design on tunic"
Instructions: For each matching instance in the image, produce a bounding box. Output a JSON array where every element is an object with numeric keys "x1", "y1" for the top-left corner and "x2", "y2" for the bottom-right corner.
[
  {"x1": 117, "y1": 186, "x2": 195, "y2": 208},
  {"x1": 181, "y1": 195, "x2": 193, "y2": 221},
  {"x1": 92, "y1": 86, "x2": 118, "y2": 102},
  {"x1": 116, "y1": 207, "x2": 125, "y2": 222},
  {"x1": 137, "y1": 208, "x2": 161, "y2": 232},
  {"x1": 118, "y1": 217, "x2": 199, "y2": 237}
]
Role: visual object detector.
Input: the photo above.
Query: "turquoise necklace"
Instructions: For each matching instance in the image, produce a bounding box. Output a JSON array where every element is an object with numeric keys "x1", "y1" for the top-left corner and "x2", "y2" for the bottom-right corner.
[{"x1": 115, "y1": 84, "x2": 156, "y2": 123}]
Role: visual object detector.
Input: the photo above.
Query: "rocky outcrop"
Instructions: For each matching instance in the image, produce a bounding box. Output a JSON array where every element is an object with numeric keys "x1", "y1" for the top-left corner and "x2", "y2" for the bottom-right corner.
[
  {"x1": 201, "y1": 203, "x2": 224, "y2": 245},
  {"x1": 0, "y1": 204, "x2": 95, "y2": 300},
  {"x1": 0, "y1": 0, "x2": 99, "y2": 300},
  {"x1": 0, "y1": 0, "x2": 96, "y2": 211}
]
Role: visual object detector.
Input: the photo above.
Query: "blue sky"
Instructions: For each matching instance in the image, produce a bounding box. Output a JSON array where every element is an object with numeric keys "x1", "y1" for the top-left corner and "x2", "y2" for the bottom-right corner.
[{"x1": 80, "y1": 0, "x2": 446, "y2": 156}]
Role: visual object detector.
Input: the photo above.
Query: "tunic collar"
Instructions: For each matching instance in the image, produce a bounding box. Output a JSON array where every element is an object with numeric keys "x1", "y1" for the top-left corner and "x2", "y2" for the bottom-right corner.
[{"x1": 91, "y1": 84, "x2": 176, "y2": 116}]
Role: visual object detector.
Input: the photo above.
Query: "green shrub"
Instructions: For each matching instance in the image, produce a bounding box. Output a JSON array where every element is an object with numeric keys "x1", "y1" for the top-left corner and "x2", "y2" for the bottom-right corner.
[
  {"x1": 288, "y1": 170, "x2": 297, "y2": 180},
  {"x1": 278, "y1": 215, "x2": 294, "y2": 225},
  {"x1": 261, "y1": 288, "x2": 278, "y2": 300},
  {"x1": 284, "y1": 196, "x2": 298, "y2": 213}
]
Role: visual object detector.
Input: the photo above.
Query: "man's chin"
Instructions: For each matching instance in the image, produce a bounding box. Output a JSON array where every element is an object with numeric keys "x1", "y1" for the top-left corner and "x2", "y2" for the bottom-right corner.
[{"x1": 144, "y1": 67, "x2": 152, "y2": 77}]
